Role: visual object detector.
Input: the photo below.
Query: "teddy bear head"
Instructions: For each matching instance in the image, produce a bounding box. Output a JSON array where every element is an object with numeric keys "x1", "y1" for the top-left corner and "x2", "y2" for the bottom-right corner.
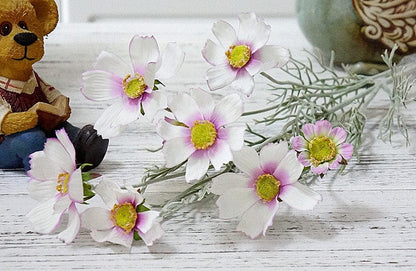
[{"x1": 0, "y1": 0, "x2": 58, "y2": 81}]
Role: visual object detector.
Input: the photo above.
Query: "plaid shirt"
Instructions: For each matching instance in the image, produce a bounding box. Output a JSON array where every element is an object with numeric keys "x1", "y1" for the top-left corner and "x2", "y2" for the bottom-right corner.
[{"x1": 0, "y1": 72, "x2": 62, "y2": 135}]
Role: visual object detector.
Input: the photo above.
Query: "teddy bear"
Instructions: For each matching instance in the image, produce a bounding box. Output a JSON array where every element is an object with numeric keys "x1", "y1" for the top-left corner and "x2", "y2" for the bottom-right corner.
[{"x1": 0, "y1": 0, "x2": 108, "y2": 171}]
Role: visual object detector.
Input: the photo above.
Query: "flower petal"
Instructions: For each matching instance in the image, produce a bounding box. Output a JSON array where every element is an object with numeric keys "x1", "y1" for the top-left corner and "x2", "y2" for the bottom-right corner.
[
  {"x1": 232, "y1": 146, "x2": 261, "y2": 177},
  {"x1": 55, "y1": 128, "x2": 76, "y2": 166},
  {"x1": 168, "y1": 93, "x2": 203, "y2": 127},
  {"x1": 136, "y1": 211, "x2": 160, "y2": 233},
  {"x1": 260, "y1": 142, "x2": 289, "y2": 174},
  {"x1": 141, "y1": 92, "x2": 167, "y2": 122},
  {"x1": 91, "y1": 228, "x2": 133, "y2": 248},
  {"x1": 68, "y1": 168, "x2": 83, "y2": 203},
  {"x1": 130, "y1": 35, "x2": 160, "y2": 74},
  {"x1": 27, "y1": 179, "x2": 57, "y2": 201},
  {"x1": 297, "y1": 151, "x2": 311, "y2": 167},
  {"x1": 92, "y1": 51, "x2": 131, "y2": 77},
  {"x1": 222, "y1": 125, "x2": 245, "y2": 151},
  {"x1": 81, "y1": 70, "x2": 123, "y2": 101},
  {"x1": 208, "y1": 139, "x2": 233, "y2": 171},
  {"x1": 252, "y1": 45, "x2": 289, "y2": 71},
  {"x1": 329, "y1": 154, "x2": 342, "y2": 170},
  {"x1": 202, "y1": 39, "x2": 227, "y2": 66},
  {"x1": 279, "y1": 182, "x2": 322, "y2": 210},
  {"x1": 329, "y1": 126, "x2": 347, "y2": 144},
  {"x1": 292, "y1": 136, "x2": 307, "y2": 151},
  {"x1": 311, "y1": 163, "x2": 329, "y2": 175},
  {"x1": 88, "y1": 228, "x2": 112, "y2": 242},
  {"x1": 81, "y1": 207, "x2": 114, "y2": 230},
  {"x1": 236, "y1": 200, "x2": 279, "y2": 238},
  {"x1": 42, "y1": 138, "x2": 74, "y2": 173},
  {"x1": 339, "y1": 143, "x2": 354, "y2": 160},
  {"x1": 215, "y1": 188, "x2": 259, "y2": 219},
  {"x1": 136, "y1": 222, "x2": 164, "y2": 246},
  {"x1": 26, "y1": 198, "x2": 63, "y2": 234},
  {"x1": 28, "y1": 152, "x2": 62, "y2": 181},
  {"x1": 211, "y1": 94, "x2": 243, "y2": 127},
  {"x1": 57, "y1": 203, "x2": 81, "y2": 244},
  {"x1": 143, "y1": 62, "x2": 157, "y2": 91},
  {"x1": 157, "y1": 120, "x2": 188, "y2": 140},
  {"x1": 230, "y1": 69, "x2": 255, "y2": 96},
  {"x1": 237, "y1": 12, "x2": 270, "y2": 52},
  {"x1": 155, "y1": 42, "x2": 185, "y2": 80},
  {"x1": 190, "y1": 88, "x2": 215, "y2": 119},
  {"x1": 94, "y1": 121, "x2": 126, "y2": 139},
  {"x1": 212, "y1": 20, "x2": 237, "y2": 49},
  {"x1": 185, "y1": 151, "x2": 210, "y2": 182},
  {"x1": 302, "y1": 123, "x2": 316, "y2": 140},
  {"x1": 314, "y1": 120, "x2": 332, "y2": 136},
  {"x1": 53, "y1": 195, "x2": 72, "y2": 214},
  {"x1": 244, "y1": 58, "x2": 263, "y2": 76},
  {"x1": 211, "y1": 173, "x2": 250, "y2": 195},
  {"x1": 123, "y1": 186, "x2": 145, "y2": 207},
  {"x1": 94, "y1": 100, "x2": 138, "y2": 139},
  {"x1": 274, "y1": 150, "x2": 303, "y2": 185},
  {"x1": 163, "y1": 137, "x2": 195, "y2": 168},
  {"x1": 206, "y1": 64, "x2": 237, "y2": 91},
  {"x1": 94, "y1": 180, "x2": 120, "y2": 208}
]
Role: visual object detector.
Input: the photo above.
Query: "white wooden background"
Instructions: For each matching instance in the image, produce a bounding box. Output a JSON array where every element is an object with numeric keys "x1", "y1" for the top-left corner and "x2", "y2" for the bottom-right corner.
[
  {"x1": 57, "y1": 0, "x2": 296, "y2": 22},
  {"x1": 1, "y1": 16, "x2": 416, "y2": 270}
]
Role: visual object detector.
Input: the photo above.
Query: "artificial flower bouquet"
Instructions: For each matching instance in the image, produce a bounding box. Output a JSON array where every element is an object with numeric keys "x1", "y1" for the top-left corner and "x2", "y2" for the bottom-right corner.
[{"x1": 25, "y1": 13, "x2": 415, "y2": 248}]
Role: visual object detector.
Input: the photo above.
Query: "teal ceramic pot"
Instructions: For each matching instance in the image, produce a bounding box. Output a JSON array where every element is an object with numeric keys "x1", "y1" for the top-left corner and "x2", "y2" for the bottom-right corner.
[{"x1": 296, "y1": 0, "x2": 416, "y2": 64}]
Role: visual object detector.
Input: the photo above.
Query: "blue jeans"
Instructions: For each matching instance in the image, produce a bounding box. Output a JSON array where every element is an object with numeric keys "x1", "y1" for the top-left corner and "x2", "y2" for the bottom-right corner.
[
  {"x1": 0, "y1": 127, "x2": 46, "y2": 172},
  {"x1": 0, "y1": 123, "x2": 80, "y2": 172}
]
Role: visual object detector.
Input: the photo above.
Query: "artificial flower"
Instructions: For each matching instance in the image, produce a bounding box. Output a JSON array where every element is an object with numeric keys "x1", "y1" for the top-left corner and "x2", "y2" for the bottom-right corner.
[
  {"x1": 157, "y1": 88, "x2": 245, "y2": 182},
  {"x1": 26, "y1": 128, "x2": 83, "y2": 244},
  {"x1": 81, "y1": 180, "x2": 163, "y2": 248},
  {"x1": 211, "y1": 142, "x2": 322, "y2": 238},
  {"x1": 202, "y1": 12, "x2": 290, "y2": 96},
  {"x1": 292, "y1": 120, "x2": 354, "y2": 175},
  {"x1": 81, "y1": 35, "x2": 185, "y2": 138}
]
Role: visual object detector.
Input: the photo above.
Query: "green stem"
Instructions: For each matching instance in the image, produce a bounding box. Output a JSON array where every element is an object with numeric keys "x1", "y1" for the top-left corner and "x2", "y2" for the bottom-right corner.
[
  {"x1": 325, "y1": 85, "x2": 378, "y2": 114},
  {"x1": 242, "y1": 104, "x2": 281, "y2": 116},
  {"x1": 160, "y1": 165, "x2": 232, "y2": 209},
  {"x1": 244, "y1": 73, "x2": 377, "y2": 118},
  {"x1": 262, "y1": 72, "x2": 341, "y2": 90},
  {"x1": 135, "y1": 171, "x2": 186, "y2": 188},
  {"x1": 135, "y1": 161, "x2": 187, "y2": 188},
  {"x1": 254, "y1": 120, "x2": 297, "y2": 150}
]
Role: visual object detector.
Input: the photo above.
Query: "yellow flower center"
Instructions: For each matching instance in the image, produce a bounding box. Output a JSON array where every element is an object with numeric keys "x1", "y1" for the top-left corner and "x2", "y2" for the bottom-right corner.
[
  {"x1": 255, "y1": 174, "x2": 280, "y2": 202},
  {"x1": 111, "y1": 203, "x2": 138, "y2": 233},
  {"x1": 308, "y1": 135, "x2": 337, "y2": 167},
  {"x1": 122, "y1": 73, "x2": 146, "y2": 99},
  {"x1": 190, "y1": 120, "x2": 217, "y2": 150},
  {"x1": 226, "y1": 45, "x2": 251, "y2": 68},
  {"x1": 56, "y1": 173, "x2": 70, "y2": 195}
]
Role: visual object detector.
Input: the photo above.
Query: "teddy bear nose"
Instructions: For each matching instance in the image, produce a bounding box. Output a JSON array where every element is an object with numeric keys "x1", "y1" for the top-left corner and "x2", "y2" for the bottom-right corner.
[{"x1": 14, "y1": 33, "x2": 38, "y2": 46}]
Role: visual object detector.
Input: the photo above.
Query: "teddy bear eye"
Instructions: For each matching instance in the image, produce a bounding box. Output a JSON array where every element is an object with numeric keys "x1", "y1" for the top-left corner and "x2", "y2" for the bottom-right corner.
[
  {"x1": 18, "y1": 21, "x2": 28, "y2": 30},
  {"x1": 0, "y1": 21, "x2": 12, "y2": 36}
]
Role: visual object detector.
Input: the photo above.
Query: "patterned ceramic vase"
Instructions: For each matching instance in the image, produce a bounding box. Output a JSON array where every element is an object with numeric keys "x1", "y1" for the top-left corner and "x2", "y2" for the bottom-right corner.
[{"x1": 296, "y1": 0, "x2": 416, "y2": 64}]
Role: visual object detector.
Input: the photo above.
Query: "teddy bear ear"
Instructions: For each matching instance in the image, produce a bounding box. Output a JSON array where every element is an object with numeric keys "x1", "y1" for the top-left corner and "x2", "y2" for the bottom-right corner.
[{"x1": 29, "y1": 0, "x2": 59, "y2": 35}]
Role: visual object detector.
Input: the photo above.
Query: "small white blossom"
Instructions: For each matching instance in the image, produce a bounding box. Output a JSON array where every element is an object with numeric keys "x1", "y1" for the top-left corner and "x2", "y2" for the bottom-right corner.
[
  {"x1": 81, "y1": 35, "x2": 185, "y2": 138},
  {"x1": 211, "y1": 142, "x2": 322, "y2": 238},
  {"x1": 157, "y1": 88, "x2": 245, "y2": 182},
  {"x1": 26, "y1": 128, "x2": 83, "y2": 244},
  {"x1": 202, "y1": 12, "x2": 289, "y2": 96},
  {"x1": 82, "y1": 180, "x2": 164, "y2": 247}
]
